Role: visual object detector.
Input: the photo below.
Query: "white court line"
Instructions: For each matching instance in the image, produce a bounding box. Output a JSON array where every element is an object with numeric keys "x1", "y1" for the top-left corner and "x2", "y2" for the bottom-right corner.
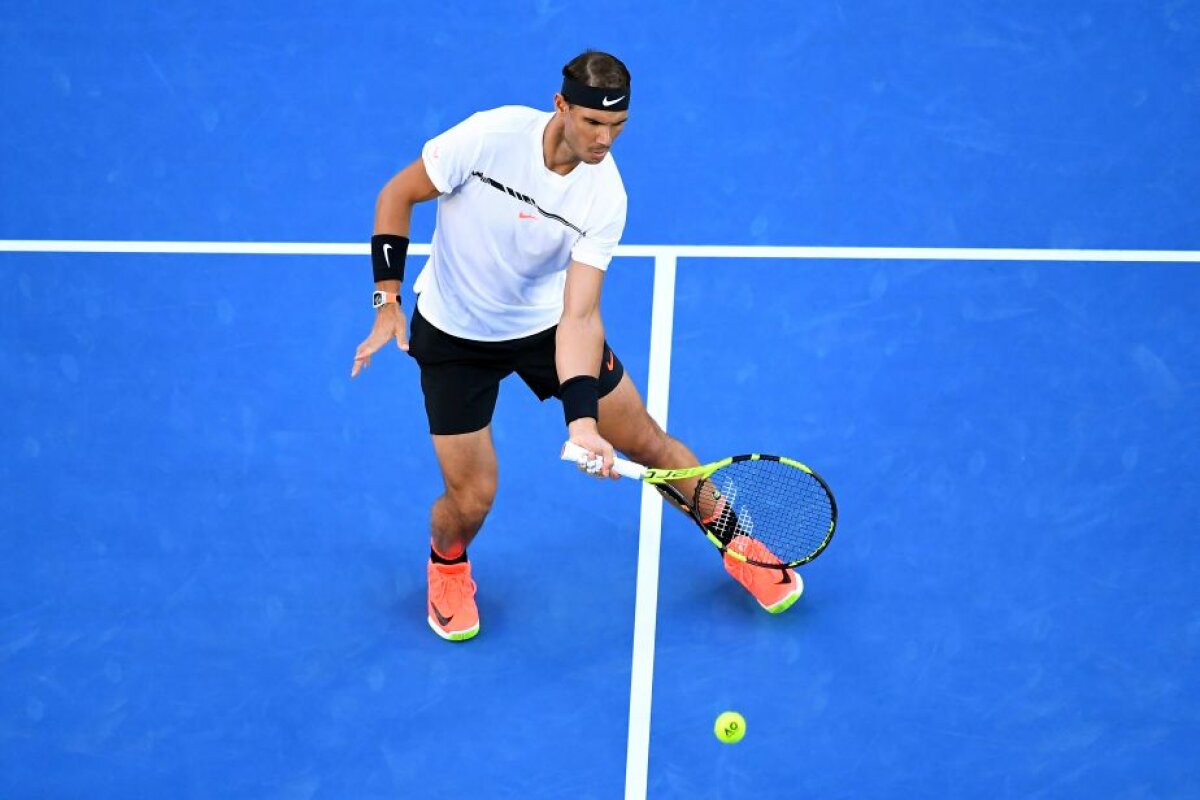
[
  {"x1": 2, "y1": 239, "x2": 1200, "y2": 262},
  {"x1": 625, "y1": 254, "x2": 675, "y2": 800},
  {"x1": 0, "y1": 240, "x2": 409, "y2": 256}
]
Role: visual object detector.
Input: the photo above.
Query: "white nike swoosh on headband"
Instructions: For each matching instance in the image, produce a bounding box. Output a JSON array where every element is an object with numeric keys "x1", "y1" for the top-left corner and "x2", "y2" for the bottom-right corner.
[{"x1": 601, "y1": 95, "x2": 626, "y2": 107}]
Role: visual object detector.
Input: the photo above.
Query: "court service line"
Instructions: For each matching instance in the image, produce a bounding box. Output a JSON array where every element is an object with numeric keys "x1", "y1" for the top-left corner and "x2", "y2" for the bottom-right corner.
[
  {"x1": 2, "y1": 240, "x2": 1200, "y2": 262},
  {"x1": 624, "y1": 254, "x2": 676, "y2": 800}
]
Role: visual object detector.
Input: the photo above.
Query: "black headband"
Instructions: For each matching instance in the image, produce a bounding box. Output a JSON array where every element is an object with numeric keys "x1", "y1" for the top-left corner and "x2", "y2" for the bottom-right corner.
[{"x1": 560, "y1": 76, "x2": 630, "y2": 112}]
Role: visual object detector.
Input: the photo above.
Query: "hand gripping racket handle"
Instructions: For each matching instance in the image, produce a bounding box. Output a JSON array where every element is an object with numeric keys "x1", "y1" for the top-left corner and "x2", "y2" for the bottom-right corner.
[{"x1": 560, "y1": 441, "x2": 647, "y2": 480}]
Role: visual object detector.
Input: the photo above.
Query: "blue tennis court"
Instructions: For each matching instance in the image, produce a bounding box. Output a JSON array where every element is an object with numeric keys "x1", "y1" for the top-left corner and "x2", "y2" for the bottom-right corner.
[{"x1": 3, "y1": 2, "x2": 1199, "y2": 798}]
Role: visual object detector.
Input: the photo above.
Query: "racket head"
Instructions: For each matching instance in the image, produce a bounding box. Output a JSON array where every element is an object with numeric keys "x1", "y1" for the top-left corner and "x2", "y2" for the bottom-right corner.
[{"x1": 686, "y1": 455, "x2": 837, "y2": 569}]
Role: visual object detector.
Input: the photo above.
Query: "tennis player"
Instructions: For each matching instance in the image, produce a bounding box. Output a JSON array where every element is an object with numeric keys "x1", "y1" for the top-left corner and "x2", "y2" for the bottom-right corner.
[{"x1": 351, "y1": 51, "x2": 801, "y2": 641}]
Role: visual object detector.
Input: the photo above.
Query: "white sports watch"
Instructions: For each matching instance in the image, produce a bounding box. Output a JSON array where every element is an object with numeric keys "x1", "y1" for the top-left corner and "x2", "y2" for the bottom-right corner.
[{"x1": 371, "y1": 290, "x2": 400, "y2": 309}]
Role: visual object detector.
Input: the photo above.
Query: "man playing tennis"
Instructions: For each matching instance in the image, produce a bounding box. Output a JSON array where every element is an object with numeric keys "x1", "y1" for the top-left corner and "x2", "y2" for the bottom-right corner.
[{"x1": 351, "y1": 51, "x2": 802, "y2": 641}]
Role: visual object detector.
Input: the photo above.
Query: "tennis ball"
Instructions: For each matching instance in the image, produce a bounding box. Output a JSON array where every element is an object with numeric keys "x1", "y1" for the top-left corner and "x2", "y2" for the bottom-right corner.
[{"x1": 714, "y1": 711, "x2": 746, "y2": 744}]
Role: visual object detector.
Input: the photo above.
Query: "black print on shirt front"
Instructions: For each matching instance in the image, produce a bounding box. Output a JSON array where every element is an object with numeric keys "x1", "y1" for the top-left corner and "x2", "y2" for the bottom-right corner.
[{"x1": 470, "y1": 170, "x2": 585, "y2": 235}]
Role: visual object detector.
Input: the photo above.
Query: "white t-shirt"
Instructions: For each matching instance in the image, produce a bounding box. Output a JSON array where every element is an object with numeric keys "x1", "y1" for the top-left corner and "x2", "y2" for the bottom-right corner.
[{"x1": 413, "y1": 106, "x2": 627, "y2": 341}]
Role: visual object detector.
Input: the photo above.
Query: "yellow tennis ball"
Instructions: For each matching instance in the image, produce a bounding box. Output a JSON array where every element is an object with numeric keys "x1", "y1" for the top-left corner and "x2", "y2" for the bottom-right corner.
[{"x1": 714, "y1": 711, "x2": 746, "y2": 744}]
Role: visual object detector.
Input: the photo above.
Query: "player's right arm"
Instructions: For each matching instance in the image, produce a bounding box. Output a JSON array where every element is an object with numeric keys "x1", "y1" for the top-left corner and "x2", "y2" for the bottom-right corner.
[
  {"x1": 375, "y1": 157, "x2": 442, "y2": 238},
  {"x1": 351, "y1": 158, "x2": 441, "y2": 378}
]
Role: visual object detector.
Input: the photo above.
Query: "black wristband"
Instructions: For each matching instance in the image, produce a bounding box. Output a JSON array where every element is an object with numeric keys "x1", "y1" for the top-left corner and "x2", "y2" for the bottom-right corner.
[
  {"x1": 559, "y1": 375, "x2": 600, "y2": 425},
  {"x1": 371, "y1": 234, "x2": 409, "y2": 283}
]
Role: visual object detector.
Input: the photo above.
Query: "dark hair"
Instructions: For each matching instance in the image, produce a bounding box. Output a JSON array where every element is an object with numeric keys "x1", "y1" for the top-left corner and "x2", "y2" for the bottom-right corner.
[{"x1": 562, "y1": 50, "x2": 630, "y2": 89}]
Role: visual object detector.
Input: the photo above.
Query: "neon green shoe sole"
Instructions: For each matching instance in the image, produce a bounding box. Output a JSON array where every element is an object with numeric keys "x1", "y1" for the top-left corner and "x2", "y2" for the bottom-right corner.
[
  {"x1": 762, "y1": 573, "x2": 804, "y2": 614},
  {"x1": 428, "y1": 615, "x2": 480, "y2": 642}
]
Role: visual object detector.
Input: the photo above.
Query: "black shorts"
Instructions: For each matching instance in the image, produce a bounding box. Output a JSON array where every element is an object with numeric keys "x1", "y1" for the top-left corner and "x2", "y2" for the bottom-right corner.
[{"x1": 408, "y1": 305, "x2": 626, "y2": 435}]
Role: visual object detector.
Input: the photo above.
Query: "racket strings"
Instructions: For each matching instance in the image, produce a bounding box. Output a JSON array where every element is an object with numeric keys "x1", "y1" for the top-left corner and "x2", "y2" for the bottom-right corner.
[{"x1": 697, "y1": 460, "x2": 833, "y2": 565}]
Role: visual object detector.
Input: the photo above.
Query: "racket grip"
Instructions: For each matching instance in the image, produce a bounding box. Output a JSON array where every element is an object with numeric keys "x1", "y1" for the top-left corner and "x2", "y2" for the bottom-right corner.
[{"x1": 560, "y1": 441, "x2": 647, "y2": 480}]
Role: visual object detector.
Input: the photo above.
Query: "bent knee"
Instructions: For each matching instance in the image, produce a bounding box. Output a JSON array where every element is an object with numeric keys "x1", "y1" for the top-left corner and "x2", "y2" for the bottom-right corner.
[{"x1": 447, "y1": 489, "x2": 494, "y2": 524}]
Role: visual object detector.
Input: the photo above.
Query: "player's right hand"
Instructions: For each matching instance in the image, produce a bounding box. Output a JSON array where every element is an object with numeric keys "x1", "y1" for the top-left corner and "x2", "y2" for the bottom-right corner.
[
  {"x1": 567, "y1": 420, "x2": 619, "y2": 480},
  {"x1": 351, "y1": 306, "x2": 409, "y2": 378}
]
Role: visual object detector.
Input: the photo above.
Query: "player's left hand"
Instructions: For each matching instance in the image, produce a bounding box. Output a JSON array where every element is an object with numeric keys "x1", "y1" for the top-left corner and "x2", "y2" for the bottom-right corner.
[{"x1": 352, "y1": 305, "x2": 409, "y2": 378}]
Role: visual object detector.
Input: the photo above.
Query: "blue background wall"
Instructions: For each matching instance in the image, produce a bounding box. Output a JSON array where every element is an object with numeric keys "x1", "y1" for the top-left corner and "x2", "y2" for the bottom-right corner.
[{"x1": 3, "y1": 1, "x2": 1198, "y2": 248}]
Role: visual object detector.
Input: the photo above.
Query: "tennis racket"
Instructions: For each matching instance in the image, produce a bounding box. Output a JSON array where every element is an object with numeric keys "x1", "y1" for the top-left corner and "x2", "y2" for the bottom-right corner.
[{"x1": 561, "y1": 442, "x2": 837, "y2": 569}]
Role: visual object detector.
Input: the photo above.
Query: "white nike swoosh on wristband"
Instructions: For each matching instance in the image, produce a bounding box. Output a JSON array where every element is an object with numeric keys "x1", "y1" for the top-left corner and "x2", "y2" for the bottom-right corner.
[
  {"x1": 382, "y1": 243, "x2": 392, "y2": 267},
  {"x1": 601, "y1": 95, "x2": 625, "y2": 107}
]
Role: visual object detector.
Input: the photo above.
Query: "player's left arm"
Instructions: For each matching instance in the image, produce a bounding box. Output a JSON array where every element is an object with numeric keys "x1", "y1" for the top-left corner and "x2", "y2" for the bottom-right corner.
[
  {"x1": 557, "y1": 260, "x2": 605, "y2": 385},
  {"x1": 557, "y1": 261, "x2": 616, "y2": 476},
  {"x1": 559, "y1": 174, "x2": 625, "y2": 476}
]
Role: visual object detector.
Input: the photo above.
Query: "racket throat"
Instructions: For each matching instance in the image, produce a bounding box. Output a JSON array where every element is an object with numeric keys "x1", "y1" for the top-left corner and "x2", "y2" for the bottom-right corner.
[{"x1": 697, "y1": 484, "x2": 742, "y2": 546}]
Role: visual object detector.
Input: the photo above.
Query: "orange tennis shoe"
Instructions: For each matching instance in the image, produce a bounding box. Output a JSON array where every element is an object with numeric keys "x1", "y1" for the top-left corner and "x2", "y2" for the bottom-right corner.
[
  {"x1": 427, "y1": 560, "x2": 480, "y2": 641},
  {"x1": 723, "y1": 535, "x2": 803, "y2": 614}
]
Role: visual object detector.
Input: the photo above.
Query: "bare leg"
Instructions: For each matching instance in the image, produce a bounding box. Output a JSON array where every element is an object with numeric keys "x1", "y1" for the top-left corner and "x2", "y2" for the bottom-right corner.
[
  {"x1": 429, "y1": 426, "x2": 499, "y2": 557},
  {"x1": 596, "y1": 374, "x2": 720, "y2": 518}
]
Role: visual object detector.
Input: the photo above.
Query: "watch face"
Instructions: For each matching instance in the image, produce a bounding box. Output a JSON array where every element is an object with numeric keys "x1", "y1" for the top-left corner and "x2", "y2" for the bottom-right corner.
[{"x1": 372, "y1": 291, "x2": 384, "y2": 308}]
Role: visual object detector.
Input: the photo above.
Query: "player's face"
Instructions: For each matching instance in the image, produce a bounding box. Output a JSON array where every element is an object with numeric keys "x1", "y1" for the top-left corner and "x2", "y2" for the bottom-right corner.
[{"x1": 558, "y1": 99, "x2": 628, "y2": 165}]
